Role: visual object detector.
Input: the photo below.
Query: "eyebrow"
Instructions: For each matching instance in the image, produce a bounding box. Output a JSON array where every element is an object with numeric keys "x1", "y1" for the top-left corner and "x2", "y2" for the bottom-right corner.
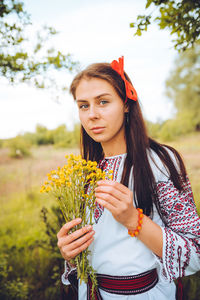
[{"x1": 76, "y1": 93, "x2": 111, "y2": 102}]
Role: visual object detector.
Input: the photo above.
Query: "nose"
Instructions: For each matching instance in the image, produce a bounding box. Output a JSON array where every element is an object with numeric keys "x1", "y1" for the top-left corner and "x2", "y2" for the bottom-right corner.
[{"x1": 88, "y1": 104, "x2": 99, "y2": 119}]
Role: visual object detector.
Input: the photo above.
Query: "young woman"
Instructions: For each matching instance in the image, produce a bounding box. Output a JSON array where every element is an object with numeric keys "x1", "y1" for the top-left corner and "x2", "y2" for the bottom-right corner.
[{"x1": 57, "y1": 56, "x2": 200, "y2": 300}]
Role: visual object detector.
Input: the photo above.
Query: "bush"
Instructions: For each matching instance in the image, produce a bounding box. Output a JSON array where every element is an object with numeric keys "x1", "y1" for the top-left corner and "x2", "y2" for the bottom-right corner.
[
  {"x1": 182, "y1": 271, "x2": 200, "y2": 300},
  {"x1": 2, "y1": 123, "x2": 80, "y2": 152},
  {"x1": 0, "y1": 204, "x2": 71, "y2": 300},
  {"x1": 5, "y1": 136, "x2": 31, "y2": 158},
  {"x1": 146, "y1": 112, "x2": 198, "y2": 142},
  {"x1": 146, "y1": 121, "x2": 162, "y2": 139},
  {"x1": 0, "y1": 253, "x2": 29, "y2": 300},
  {"x1": 35, "y1": 125, "x2": 54, "y2": 145},
  {"x1": 0, "y1": 139, "x2": 4, "y2": 148},
  {"x1": 157, "y1": 113, "x2": 197, "y2": 141},
  {"x1": 52, "y1": 123, "x2": 80, "y2": 148}
]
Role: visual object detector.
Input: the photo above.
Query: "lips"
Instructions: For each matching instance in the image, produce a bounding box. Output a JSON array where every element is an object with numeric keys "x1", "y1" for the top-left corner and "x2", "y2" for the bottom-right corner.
[{"x1": 90, "y1": 127, "x2": 105, "y2": 133}]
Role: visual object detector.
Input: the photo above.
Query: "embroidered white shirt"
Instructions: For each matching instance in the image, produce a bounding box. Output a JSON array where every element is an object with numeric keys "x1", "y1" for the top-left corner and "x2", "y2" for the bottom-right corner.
[{"x1": 62, "y1": 151, "x2": 200, "y2": 300}]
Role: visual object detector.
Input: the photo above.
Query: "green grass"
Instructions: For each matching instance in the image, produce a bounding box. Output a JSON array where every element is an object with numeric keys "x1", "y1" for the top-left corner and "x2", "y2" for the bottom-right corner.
[{"x1": 0, "y1": 191, "x2": 49, "y2": 248}]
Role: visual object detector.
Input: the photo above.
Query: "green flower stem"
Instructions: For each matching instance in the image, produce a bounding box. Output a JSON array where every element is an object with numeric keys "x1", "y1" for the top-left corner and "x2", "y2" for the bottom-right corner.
[{"x1": 41, "y1": 155, "x2": 107, "y2": 300}]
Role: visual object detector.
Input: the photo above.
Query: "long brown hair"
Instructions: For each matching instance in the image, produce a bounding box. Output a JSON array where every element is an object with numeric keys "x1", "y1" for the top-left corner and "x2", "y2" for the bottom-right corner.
[{"x1": 70, "y1": 62, "x2": 187, "y2": 221}]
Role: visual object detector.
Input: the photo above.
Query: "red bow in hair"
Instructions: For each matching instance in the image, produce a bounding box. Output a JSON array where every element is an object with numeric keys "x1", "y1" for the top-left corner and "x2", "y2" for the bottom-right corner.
[{"x1": 111, "y1": 56, "x2": 138, "y2": 103}]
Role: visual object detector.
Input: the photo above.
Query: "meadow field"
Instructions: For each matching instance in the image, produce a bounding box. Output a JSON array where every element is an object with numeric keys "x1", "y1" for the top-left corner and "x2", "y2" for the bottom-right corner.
[{"x1": 0, "y1": 133, "x2": 199, "y2": 299}]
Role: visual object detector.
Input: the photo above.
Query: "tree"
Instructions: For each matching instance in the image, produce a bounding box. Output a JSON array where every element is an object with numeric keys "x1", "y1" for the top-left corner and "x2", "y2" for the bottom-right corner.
[
  {"x1": 0, "y1": 0, "x2": 78, "y2": 92},
  {"x1": 165, "y1": 43, "x2": 200, "y2": 131},
  {"x1": 130, "y1": 0, "x2": 200, "y2": 51}
]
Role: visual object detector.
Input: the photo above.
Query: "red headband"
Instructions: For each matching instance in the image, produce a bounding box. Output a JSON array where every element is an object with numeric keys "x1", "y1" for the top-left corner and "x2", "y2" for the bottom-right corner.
[{"x1": 111, "y1": 56, "x2": 138, "y2": 103}]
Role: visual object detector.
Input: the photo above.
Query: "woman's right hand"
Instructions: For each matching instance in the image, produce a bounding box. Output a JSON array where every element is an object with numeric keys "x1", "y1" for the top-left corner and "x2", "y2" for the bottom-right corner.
[{"x1": 57, "y1": 218, "x2": 95, "y2": 262}]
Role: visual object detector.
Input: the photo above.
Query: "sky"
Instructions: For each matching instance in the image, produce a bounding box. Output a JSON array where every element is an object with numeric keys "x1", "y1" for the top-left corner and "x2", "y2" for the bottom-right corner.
[{"x1": 0, "y1": 0, "x2": 178, "y2": 139}]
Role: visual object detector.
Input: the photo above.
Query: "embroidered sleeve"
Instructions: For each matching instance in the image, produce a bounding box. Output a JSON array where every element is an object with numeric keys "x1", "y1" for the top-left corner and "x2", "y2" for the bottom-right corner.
[
  {"x1": 61, "y1": 260, "x2": 76, "y2": 285},
  {"x1": 156, "y1": 177, "x2": 200, "y2": 281}
]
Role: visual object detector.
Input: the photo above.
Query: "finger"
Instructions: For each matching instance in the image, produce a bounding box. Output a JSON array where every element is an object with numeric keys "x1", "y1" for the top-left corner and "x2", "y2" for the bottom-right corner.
[
  {"x1": 63, "y1": 236, "x2": 94, "y2": 259},
  {"x1": 95, "y1": 186, "x2": 125, "y2": 203},
  {"x1": 95, "y1": 192, "x2": 119, "y2": 208},
  {"x1": 58, "y1": 225, "x2": 93, "y2": 248},
  {"x1": 57, "y1": 218, "x2": 82, "y2": 239},
  {"x1": 96, "y1": 197, "x2": 118, "y2": 214},
  {"x1": 97, "y1": 180, "x2": 129, "y2": 194},
  {"x1": 67, "y1": 230, "x2": 95, "y2": 251}
]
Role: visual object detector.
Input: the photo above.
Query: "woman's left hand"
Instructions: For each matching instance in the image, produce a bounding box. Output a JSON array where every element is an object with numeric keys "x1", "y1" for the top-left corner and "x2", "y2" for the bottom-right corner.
[
  {"x1": 95, "y1": 180, "x2": 163, "y2": 258},
  {"x1": 95, "y1": 180, "x2": 138, "y2": 230}
]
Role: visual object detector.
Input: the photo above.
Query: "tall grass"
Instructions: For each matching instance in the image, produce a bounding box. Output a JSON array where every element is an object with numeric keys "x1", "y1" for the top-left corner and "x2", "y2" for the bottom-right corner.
[
  {"x1": 0, "y1": 135, "x2": 199, "y2": 299},
  {"x1": 165, "y1": 132, "x2": 200, "y2": 212}
]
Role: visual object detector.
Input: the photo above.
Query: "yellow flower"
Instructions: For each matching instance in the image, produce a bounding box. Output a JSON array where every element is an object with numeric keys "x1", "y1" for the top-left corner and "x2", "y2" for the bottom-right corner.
[
  {"x1": 40, "y1": 153, "x2": 107, "y2": 296},
  {"x1": 82, "y1": 159, "x2": 87, "y2": 165},
  {"x1": 40, "y1": 186, "x2": 45, "y2": 193},
  {"x1": 69, "y1": 153, "x2": 75, "y2": 160},
  {"x1": 45, "y1": 186, "x2": 51, "y2": 192}
]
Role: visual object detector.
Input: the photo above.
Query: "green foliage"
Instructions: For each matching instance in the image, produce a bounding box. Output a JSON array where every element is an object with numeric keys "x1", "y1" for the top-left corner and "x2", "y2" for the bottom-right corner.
[
  {"x1": 147, "y1": 117, "x2": 200, "y2": 142},
  {"x1": 130, "y1": 0, "x2": 200, "y2": 51},
  {"x1": 4, "y1": 279, "x2": 29, "y2": 300},
  {"x1": 0, "y1": 245, "x2": 62, "y2": 300},
  {"x1": 0, "y1": 190, "x2": 68, "y2": 300},
  {"x1": 0, "y1": 139, "x2": 3, "y2": 148},
  {"x1": 146, "y1": 120, "x2": 162, "y2": 139},
  {"x1": 35, "y1": 124, "x2": 54, "y2": 145},
  {"x1": 166, "y1": 43, "x2": 200, "y2": 130},
  {"x1": 0, "y1": 142, "x2": 199, "y2": 299},
  {"x1": 0, "y1": 253, "x2": 29, "y2": 300},
  {"x1": 4, "y1": 123, "x2": 81, "y2": 152},
  {"x1": 33, "y1": 123, "x2": 80, "y2": 148},
  {"x1": 0, "y1": 0, "x2": 79, "y2": 92},
  {"x1": 52, "y1": 124, "x2": 74, "y2": 148},
  {"x1": 53, "y1": 123, "x2": 80, "y2": 148},
  {"x1": 5, "y1": 135, "x2": 31, "y2": 157},
  {"x1": 40, "y1": 206, "x2": 64, "y2": 254},
  {"x1": 182, "y1": 271, "x2": 200, "y2": 300},
  {"x1": 147, "y1": 43, "x2": 200, "y2": 141},
  {"x1": 152, "y1": 116, "x2": 196, "y2": 141}
]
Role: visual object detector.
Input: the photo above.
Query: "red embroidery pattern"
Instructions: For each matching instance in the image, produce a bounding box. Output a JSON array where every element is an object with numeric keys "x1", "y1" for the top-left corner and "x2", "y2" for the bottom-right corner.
[
  {"x1": 87, "y1": 269, "x2": 158, "y2": 299},
  {"x1": 63, "y1": 261, "x2": 76, "y2": 281},
  {"x1": 156, "y1": 177, "x2": 200, "y2": 281},
  {"x1": 163, "y1": 227, "x2": 191, "y2": 281},
  {"x1": 93, "y1": 156, "x2": 123, "y2": 224}
]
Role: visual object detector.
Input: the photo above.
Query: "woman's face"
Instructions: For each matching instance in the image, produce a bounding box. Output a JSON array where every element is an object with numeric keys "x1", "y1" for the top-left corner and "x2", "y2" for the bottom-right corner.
[{"x1": 75, "y1": 78, "x2": 128, "y2": 152}]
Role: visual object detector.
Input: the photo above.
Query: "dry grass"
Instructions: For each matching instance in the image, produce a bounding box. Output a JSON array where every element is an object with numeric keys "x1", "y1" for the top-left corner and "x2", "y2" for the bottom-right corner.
[
  {"x1": 0, "y1": 146, "x2": 80, "y2": 199},
  {"x1": 0, "y1": 136, "x2": 199, "y2": 300},
  {"x1": 0, "y1": 146, "x2": 80, "y2": 247},
  {"x1": 0, "y1": 133, "x2": 199, "y2": 212},
  {"x1": 166, "y1": 132, "x2": 200, "y2": 211}
]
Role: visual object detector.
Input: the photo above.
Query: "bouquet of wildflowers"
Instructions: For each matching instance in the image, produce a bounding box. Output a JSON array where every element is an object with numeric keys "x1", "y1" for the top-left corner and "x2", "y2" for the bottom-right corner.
[{"x1": 40, "y1": 154, "x2": 112, "y2": 298}]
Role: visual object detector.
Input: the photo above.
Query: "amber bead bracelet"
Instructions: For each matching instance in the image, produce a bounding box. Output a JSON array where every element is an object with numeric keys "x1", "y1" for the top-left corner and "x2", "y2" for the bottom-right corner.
[{"x1": 128, "y1": 208, "x2": 144, "y2": 237}]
